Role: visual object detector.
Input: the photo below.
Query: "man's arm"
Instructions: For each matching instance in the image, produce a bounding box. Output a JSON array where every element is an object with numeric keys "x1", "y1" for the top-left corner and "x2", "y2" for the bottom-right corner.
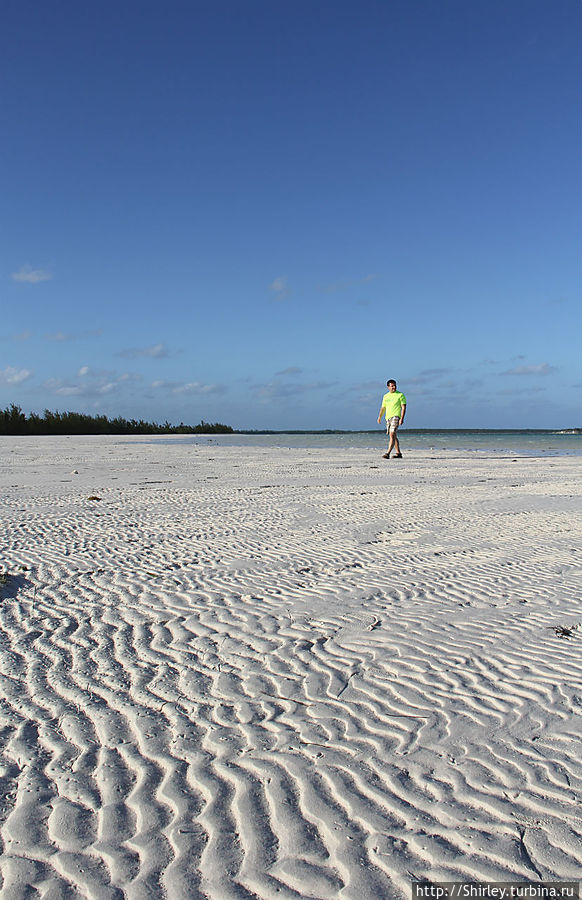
[
  {"x1": 399, "y1": 403, "x2": 406, "y2": 424},
  {"x1": 377, "y1": 406, "x2": 385, "y2": 425}
]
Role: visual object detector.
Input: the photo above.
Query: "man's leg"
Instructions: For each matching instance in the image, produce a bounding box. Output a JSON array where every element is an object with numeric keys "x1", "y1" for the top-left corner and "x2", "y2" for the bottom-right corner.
[{"x1": 384, "y1": 422, "x2": 397, "y2": 458}]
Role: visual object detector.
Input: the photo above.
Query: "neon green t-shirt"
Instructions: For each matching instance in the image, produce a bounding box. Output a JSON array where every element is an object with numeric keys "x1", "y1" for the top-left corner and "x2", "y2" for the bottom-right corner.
[{"x1": 381, "y1": 390, "x2": 406, "y2": 419}]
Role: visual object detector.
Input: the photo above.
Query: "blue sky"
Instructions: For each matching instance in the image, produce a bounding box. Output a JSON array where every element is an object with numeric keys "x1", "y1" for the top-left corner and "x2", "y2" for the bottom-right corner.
[{"x1": 2, "y1": 0, "x2": 581, "y2": 429}]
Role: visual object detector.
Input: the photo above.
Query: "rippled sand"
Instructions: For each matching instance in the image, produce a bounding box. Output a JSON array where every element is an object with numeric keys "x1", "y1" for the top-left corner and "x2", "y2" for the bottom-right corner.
[{"x1": 1, "y1": 435, "x2": 581, "y2": 898}]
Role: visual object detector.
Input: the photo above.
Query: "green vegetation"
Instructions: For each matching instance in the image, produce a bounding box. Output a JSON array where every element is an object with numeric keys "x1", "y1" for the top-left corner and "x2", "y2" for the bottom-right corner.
[{"x1": 0, "y1": 404, "x2": 233, "y2": 435}]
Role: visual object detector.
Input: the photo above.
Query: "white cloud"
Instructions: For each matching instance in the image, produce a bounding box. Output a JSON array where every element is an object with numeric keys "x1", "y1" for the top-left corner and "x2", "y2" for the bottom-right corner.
[
  {"x1": 269, "y1": 276, "x2": 291, "y2": 301},
  {"x1": 45, "y1": 371, "x2": 141, "y2": 399},
  {"x1": 77, "y1": 365, "x2": 117, "y2": 378},
  {"x1": 177, "y1": 382, "x2": 224, "y2": 395},
  {"x1": 45, "y1": 380, "x2": 83, "y2": 397},
  {"x1": 46, "y1": 329, "x2": 103, "y2": 343},
  {"x1": 0, "y1": 330, "x2": 33, "y2": 343},
  {"x1": 318, "y1": 274, "x2": 378, "y2": 294},
  {"x1": 275, "y1": 366, "x2": 303, "y2": 377},
  {"x1": 11, "y1": 265, "x2": 53, "y2": 284},
  {"x1": 0, "y1": 366, "x2": 33, "y2": 385},
  {"x1": 501, "y1": 363, "x2": 556, "y2": 376},
  {"x1": 498, "y1": 386, "x2": 545, "y2": 396},
  {"x1": 118, "y1": 342, "x2": 171, "y2": 359},
  {"x1": 150, "y1": 379, "x2": 225, "y2": 395},
  {"x1": 253, "y1": 379, "x2": 335, "y2": 402},
  {"x1": 346, "y1": 380, "x2": 379, "y2": 392},
  {"x1": 406, "y1": 368, "x2": 454, "y2": 386}
]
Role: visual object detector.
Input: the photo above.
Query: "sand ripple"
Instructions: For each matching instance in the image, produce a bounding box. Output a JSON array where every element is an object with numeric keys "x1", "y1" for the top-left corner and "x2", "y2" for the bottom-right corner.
[{"x1": 1, "y1": 438, "x2": 581, "y2": 898}]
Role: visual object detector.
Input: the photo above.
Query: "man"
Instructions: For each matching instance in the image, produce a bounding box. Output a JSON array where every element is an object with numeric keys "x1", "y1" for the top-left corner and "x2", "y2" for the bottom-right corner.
[{"x1": 377, "y1": 379, "x2": 406, "y2": 459}]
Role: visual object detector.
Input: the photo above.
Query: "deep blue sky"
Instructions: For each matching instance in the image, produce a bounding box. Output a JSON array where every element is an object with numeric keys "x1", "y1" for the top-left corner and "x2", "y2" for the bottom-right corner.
[{"x1": 2, "y1": 0, "x2": 581, "y2": 429}]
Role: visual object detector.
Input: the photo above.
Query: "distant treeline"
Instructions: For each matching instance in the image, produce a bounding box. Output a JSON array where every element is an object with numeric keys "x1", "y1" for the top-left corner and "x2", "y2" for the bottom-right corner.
[{"x1": 0, "y1": 405, "x2": 233, "y2": 435}]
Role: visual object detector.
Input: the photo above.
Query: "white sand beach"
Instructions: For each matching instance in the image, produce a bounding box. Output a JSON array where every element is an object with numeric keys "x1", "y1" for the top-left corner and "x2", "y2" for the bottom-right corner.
[{"x1": 1, "y1": 435, "x2": 581, "y2": 899}]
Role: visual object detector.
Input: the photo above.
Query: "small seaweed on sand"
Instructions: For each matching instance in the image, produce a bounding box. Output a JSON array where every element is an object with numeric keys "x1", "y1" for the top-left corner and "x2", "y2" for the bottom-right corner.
[
  {"x1": 87, "y1": 495, "x2": 102, "y2": 501},
  {"x1": 1, "y1": 567, "x2": 32, "y2": 600},
  {"x1": 0, "y1": 570, "x2": 15, "y2": 596},
  {"x1": 552, "y1": 623, "x2": 580, "y2": 639}
]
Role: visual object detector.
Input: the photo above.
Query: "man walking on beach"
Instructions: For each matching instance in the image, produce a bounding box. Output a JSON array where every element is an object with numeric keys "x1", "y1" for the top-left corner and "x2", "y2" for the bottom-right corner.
[{"x1": 377, "y1": 379, "x2": 406, "y2": 459}]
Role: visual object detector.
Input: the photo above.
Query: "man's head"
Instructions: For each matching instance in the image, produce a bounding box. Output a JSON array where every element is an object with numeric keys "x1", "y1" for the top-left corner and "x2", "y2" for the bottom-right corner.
[{"x1": 387, "y1": 379, "x2": 397, "y2": 392}]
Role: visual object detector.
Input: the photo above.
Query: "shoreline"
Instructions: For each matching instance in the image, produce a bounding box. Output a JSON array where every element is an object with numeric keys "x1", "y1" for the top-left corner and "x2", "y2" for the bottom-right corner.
[
  {"x1": 1, "y1": 436, "x2": 581, "y2": 897},
  {"x1": 118, "y1": 431, "x2": 582, "y2": 457}
]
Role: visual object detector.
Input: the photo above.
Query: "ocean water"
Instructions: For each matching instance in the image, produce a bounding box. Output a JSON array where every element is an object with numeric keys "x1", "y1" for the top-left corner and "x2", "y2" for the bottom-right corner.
[{"x1": 154, "y1": 430, "x2": 582, "y2": 457}]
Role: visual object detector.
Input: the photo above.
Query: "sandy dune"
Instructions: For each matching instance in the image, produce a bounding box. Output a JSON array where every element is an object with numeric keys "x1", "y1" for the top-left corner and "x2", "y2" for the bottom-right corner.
[{"x1": 1, "y1": 436, "x2": 581, "y2": 898}]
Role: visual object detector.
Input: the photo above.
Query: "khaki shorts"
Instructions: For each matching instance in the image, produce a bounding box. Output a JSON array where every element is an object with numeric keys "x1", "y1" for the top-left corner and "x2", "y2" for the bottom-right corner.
[{"x1": 387, "y1": 416, "x2": 400, "y2": 433}]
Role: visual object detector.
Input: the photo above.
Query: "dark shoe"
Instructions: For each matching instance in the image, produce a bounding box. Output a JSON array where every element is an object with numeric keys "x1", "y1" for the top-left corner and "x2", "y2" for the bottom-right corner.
[
  {"x1": 382, "y1": 452, "x2": 390, "y2": 459},
  {"x1": 394, "y1": 453, "x2": 403, "y2": 458}
]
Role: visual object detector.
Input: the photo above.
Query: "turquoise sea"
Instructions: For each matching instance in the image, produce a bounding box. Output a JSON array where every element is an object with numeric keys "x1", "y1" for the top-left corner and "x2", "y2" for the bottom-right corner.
[{"x1": 158, "y1": 429, "x2": 582, "y2": 457}]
